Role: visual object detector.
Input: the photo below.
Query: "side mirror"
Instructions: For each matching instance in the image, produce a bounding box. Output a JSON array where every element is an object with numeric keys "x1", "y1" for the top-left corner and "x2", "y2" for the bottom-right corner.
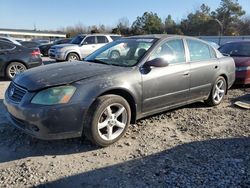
[
  {"x1": 221, "y1": 52, "x2": 230, "y2": 57},
  {"x1": 146, "y1": 58, "x2": 169, "y2": 67},
  {"x1": 82, "y1": 41, "x2": 88, "y2": 45}
]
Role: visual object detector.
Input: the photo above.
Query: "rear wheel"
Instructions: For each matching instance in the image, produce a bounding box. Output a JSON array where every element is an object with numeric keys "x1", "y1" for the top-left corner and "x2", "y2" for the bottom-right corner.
[
  {"x1": 6, "y1": 62, "x2": 27, "y2": 80},
  {"x1": 67, "y1": 53, "x2": 80, "y2": 61},
  {"x1": 205, "y1": 76, "x2": 227, "y2": 106},
  {"x1": 84, "y1": 95, "x2": 131, "y2": 147}
]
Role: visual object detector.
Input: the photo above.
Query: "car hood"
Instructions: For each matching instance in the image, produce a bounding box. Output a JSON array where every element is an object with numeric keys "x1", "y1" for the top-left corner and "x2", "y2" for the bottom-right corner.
[
  {"x1": 14, "y1": 61, "x2": 125, "y2": 91},
  {"x1": 233, "y1": 57, "x2": 250, "y2": 67}
]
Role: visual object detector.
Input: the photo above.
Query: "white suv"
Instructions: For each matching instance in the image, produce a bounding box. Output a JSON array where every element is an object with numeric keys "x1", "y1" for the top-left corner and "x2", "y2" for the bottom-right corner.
[{"x1": 49, "y1": 34, "x2": 121, "y2": 61}]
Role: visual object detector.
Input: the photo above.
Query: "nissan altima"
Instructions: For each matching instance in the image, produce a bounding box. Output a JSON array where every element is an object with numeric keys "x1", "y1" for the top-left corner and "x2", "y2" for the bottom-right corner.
[{"x1": 4, "y1": 35, "x2": 235, "y2": 146}]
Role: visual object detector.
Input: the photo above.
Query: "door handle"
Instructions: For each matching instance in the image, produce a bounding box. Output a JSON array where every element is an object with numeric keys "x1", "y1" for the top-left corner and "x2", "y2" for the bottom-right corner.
[{"x1": 183, "y1": 71, "x2": 190, "y2": 76}]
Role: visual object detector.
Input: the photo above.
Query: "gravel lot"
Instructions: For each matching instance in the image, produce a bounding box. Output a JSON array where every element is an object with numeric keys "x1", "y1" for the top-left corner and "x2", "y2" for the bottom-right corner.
[{"x1": 0, "y1": 58, "x2": 249, "y2": 187}]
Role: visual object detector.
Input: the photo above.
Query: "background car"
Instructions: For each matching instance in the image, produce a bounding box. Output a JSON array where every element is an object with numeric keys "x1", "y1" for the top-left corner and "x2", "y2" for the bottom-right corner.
[
  {"x1": 20, "y1": 41, "x2": 40, "y2": 49},
  {"x1": 49, "y1": 34, "x2": 121, "y2": 61},
  {"x1": 39, "y1": 38, "x2": 72, "y2": 56},
  {"x1": 4, "y1": 35, "x2": 235, "y2": 147},
  {"x1": 219, "y1": 41, "x2": 250, "y2": 84},
  {"x1": 0, "y1": 40, "x2": 42, "y2": 79}
]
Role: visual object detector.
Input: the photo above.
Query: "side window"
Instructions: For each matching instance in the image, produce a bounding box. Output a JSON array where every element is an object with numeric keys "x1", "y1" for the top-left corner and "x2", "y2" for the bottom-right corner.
[
  {"x1": 187, "y1": 39, "x2": 212, "y2": 61},
  {"x1": 0, "y1": 42, "x2": 15, "y2": 50},
  {"x1": 84, "y1": 36, "x2": 96, "y2": 45},
  {"x1": 96, "y1": 36, "x2": 108, "y2": 44},
  {"x1": 149, "y1": 39, "x2": 186, "y2": 64}
]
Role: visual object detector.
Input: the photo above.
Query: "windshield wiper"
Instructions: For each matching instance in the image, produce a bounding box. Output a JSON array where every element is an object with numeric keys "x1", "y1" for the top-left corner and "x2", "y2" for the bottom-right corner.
[{"x1": 86, "y1": 59, "x2": 109, "y2": 65}]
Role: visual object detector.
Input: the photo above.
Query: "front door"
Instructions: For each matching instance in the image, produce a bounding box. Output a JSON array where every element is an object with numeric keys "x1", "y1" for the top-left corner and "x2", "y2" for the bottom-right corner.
[
  {"x1": 142, "y1": 39, "x2": 190, "y2": 113},
  {"x1": 80, "y1": 36, "x2": 97, "y2": 58}
]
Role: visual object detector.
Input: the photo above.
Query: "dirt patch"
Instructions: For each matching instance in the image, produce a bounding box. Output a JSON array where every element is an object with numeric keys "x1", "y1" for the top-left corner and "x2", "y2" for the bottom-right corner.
[{"x1": 0, "y1": 84, "x2": 249, "y2": 187}]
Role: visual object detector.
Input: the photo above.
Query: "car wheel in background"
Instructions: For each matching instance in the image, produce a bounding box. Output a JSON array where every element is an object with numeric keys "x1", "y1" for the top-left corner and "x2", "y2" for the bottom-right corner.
[
  {"x1": 109, "y1": 50, "x2": 120, "y2": 59},
  {"x1": 84, "y1": 94, "x2": 131, "y2": 147},
  {"x1": 205, "y1": 76, "x2": 227, "y2": 106},
  {"x1": 67, "y1": 53, "x2": 80, "y2": 61},
  {"x1": 6, "y1": 62, "x2": 27, "y2": 80}
]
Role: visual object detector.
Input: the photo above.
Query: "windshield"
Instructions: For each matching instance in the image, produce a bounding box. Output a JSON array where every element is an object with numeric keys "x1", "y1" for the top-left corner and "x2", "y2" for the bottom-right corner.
[
  {"x1": 71, "y1": 35, "x2": 86, "y2": 45},
  {"x1": 85, "y1": 38, "x2": 156, "y2": 67}
]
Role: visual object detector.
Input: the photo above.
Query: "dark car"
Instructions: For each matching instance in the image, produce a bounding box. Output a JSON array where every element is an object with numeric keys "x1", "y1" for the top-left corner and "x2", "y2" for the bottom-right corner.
[
  {"x1": 219, "y1": 41, "x2": 250, "y2": 84},
  {"x1": 4, "y1": 35, "x2": 235, "y2": 146},
  {"x1": 0, "y1": 40, "x2": 42, "y2": 79},
  {"x1": 39, "y1": 38, "x2": 72, "y2": 56},
  {"x1": 20, "y1": 41, "x2": 40, "y2": 49}
]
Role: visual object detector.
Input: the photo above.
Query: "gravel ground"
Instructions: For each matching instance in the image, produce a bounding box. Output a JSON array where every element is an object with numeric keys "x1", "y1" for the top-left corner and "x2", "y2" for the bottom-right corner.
[{"x1": 0, "y1": 60, "x2": 249, "y2": 187}]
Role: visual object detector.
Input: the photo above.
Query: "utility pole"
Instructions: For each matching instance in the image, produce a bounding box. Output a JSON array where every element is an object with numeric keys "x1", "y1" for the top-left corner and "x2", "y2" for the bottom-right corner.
[{"x1": 214, "y1": 19, "x2": 223, "y2": 45}]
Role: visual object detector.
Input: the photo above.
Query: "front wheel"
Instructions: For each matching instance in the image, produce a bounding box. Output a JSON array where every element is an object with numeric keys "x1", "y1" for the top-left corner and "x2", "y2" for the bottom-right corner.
[
  {"x1": 84, "y1": 95, "x2": 131, "y2": 147},
  {"x1": 205, "y1": 76, "x2": 227, "y2": 106},
  {"x1": 67, "y1": 53, "x2": 80, "y2": 61}
]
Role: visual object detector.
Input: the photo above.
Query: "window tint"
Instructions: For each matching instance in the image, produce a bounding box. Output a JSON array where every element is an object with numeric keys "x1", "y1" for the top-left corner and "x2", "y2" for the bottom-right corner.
[
  {"x1": 84, "y1": 36, "x2": 96, "y2": 44},
  {"x1": 149, "y1": 39, "x2": 186, "y2": 64},
  {"x1": 219, "y1": 43, "x2": 250, "y2": 57},
  {"x1": 110, "y1": 36, "x2": 121, "y2": 41},
  {"x1": 97, "y1": 36, "x2": 108, "y2": 44},
  {"x1": 0, "y1": 41, "x2": 15, "y2": 50},
  {"x1": 187, "y1": 39, "x2": 211, "y2": 61}
]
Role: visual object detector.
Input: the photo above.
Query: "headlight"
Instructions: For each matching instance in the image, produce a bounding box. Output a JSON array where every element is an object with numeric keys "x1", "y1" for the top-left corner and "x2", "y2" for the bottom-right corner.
[{"x1": 31, "y1": 86, "x2": 76, "y2": 105}]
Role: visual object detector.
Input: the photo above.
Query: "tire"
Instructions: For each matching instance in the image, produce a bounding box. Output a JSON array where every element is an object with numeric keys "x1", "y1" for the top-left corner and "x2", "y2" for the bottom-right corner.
[
  {"x1": 66, "y1": 53, "x2": 80, "y2": 61},
  {"x1": 83, "y1": 94, "x2": 131, "y2": 147},
  {"x1": 205, "y1": 76, "x2": 227, "y2": 106},
  {"x1": 109, "y1": 50, "x2": 120, "y2": 59},
  {"x1": 6, "y1": 62, "x2": 27, "y2": 80}
]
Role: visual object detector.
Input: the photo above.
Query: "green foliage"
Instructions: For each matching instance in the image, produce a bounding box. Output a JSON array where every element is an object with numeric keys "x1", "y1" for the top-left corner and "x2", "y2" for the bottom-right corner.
[
  {"x1": 131, "y1": 12, "x2": 164, "y2": 35},
  {"x1": 212, "y1": 0, "x2": 246, "y2": 35},
  {"x1": 63, "y1": 0, "x2": 249, "y2": 37}
]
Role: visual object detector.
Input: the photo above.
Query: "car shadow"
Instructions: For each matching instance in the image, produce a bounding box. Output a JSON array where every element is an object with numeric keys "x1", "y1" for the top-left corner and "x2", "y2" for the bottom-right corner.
[{"x1": 38, "y1": 137, "x2": 250, "y2": 188}]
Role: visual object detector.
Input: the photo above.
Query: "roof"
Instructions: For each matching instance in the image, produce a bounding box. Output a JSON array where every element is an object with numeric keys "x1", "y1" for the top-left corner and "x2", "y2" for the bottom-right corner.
[{"x1": 127, "y1": 34, "x2": 184, "y2": 39}]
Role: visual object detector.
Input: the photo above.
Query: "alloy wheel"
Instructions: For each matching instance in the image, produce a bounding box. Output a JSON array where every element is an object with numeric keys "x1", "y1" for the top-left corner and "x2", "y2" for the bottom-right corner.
[
  {"x1": 97, "y1": 103, "x2": 128, "y2": 141},
  {"x1": 8, "y1": 63, "x2": 26, "y2": 78}
]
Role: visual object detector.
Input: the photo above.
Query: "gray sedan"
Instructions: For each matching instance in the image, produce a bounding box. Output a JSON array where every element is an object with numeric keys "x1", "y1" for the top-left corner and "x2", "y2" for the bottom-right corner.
[{"x1": 4, "y1": 35, "x2": 235, "y2": 146}]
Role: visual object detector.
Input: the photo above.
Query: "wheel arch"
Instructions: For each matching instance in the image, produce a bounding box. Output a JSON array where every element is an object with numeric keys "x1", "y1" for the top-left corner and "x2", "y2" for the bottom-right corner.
[
  {"x1": 4, "y1": 60, "x2": 27, "y2": 76},
  {"x1": 97, "y1": 88, "x2": 137, "y2": 124},
  {"x1": 219, "y1": 74, "x2": 228, "y2": 94},
  {"x1": 65, "y1": 51, "x2": 81, "y2": 60}
]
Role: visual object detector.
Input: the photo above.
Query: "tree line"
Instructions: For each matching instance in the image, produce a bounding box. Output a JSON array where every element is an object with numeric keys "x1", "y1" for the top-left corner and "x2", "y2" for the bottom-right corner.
[{"x1": 61, "y1": 0, "x2": 250, "y2": 37}]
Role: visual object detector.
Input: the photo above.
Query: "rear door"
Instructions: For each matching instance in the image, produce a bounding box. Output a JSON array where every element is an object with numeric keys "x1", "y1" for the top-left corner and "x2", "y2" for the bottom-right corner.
[
  {"x1": 96, "y1": 36, "x2": 109, "y2": 50},
  {"x1": 186, "y1": 39, "x2": 219, "y2": 100}
]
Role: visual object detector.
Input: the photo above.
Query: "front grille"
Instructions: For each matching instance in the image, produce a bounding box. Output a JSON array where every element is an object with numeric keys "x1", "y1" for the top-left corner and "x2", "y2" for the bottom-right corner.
[{"x1": 8, "y1": 82, "x2": 27, "y2": 103}]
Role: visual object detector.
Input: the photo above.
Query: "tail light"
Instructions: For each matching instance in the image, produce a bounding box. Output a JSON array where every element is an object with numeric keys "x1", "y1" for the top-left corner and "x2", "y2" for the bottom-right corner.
[{"x1": 31, "y1": 49, "x2": 41, "y2": 56}]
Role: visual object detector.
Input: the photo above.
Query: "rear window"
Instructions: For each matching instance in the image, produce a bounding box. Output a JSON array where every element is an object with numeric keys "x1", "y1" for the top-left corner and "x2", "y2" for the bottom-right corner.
[
  {"x1": 110, "y1": 36, "x2": 121, "y2": 41},
  {"x1": 219, "y1": 43, "x2": 250, "y2": 57}
]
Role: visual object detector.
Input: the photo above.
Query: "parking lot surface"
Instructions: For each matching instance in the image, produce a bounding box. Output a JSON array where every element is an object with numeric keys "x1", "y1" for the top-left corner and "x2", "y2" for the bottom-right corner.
[{"x1": 0, "y1": 58, "x2": 249, "y2": 187}]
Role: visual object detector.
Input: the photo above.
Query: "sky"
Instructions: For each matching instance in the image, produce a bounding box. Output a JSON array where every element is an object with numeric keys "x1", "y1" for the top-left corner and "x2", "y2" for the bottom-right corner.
[{"x1": 0, "y1": 0, "x2": 249, "y2": 31}]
